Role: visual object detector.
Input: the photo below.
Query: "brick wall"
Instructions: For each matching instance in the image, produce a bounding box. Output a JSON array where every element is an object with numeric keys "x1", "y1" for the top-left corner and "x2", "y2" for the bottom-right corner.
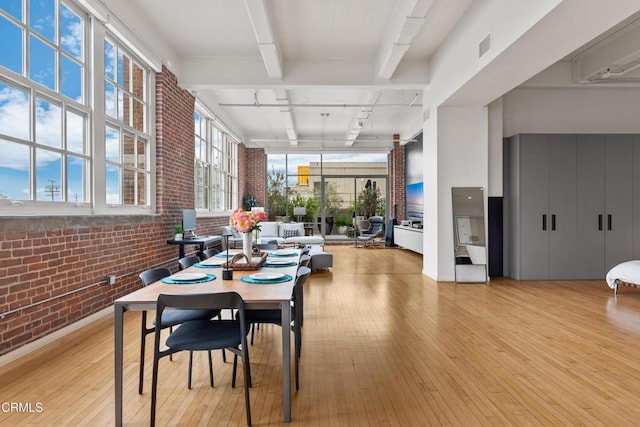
[
  {"x1": 245, "y1": 147, "x2": 266, "y2": 207},
  {"x1": 390, "y1": 135, "x2": 406, "y2": 221},
  {"x1": 0, "y1": 66, "x2": 232, "y2": 356}
]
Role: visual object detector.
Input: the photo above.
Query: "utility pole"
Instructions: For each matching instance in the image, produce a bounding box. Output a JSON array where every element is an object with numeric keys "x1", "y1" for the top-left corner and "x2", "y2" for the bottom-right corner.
[{"x1": 45, "y1": 179, "x2": 60, "y2": 201}]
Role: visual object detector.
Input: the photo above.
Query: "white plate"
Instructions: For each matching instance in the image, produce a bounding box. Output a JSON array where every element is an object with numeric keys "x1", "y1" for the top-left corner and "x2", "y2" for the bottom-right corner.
[
  {"x1": 201, "y1": 259, "x2": 224, "y2": 266},
  {"x1": 216, "y1": 250, "x2": 241, "y2": 257},
  {"x1": 266, "y1": 260, "x2": 292, "y2": 265},
  {"x1": 171, "y1": 273, "x2": 207, "y2": 281},
  {"x1": 249, "y1": 273, "x2": 284, "y2": 281},
  {"x1": 274, "y1": 250, "x2": 295, "y2": 255}
]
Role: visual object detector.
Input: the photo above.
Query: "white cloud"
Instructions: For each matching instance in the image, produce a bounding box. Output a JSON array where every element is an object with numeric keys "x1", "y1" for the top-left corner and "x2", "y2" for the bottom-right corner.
[
  {"x1": 60, "y1": 6, "x2": 83, "y2": 58},
  {"x1": 35, "y1": 98, "x2": 62, "y2": 149},
  {"x1": 0, "y1": 85, "x2": 87, "y2": 171},
  {"x1": 0, "y1": 85, "x2": 30, "y2": 141}
]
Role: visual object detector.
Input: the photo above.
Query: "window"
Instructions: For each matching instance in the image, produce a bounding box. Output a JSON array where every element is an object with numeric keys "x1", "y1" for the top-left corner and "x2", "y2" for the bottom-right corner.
[
  {"x1": 194, "y1": 107, "x2": 238, "y2": 212},
  {"x1": 0, "y1": 0, "x2": 156, "y2": 213},
  {"x1": 0, "y1": 0, "x2": 89, "y2": 203},
  {"x1": 104, "y1": 38, "x2": 151, "y2": 206}
]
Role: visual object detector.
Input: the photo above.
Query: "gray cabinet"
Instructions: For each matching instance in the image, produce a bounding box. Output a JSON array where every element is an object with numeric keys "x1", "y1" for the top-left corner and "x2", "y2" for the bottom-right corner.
[
  {"x1": 509, "y1": 134, "x2": 576, "y2": 280},
  {"x1": 576, "y1": 135, "x2": 634, "y2": 278},
  {"x1": 510, "y1": 133, "x2": 639, "y2": 280}
]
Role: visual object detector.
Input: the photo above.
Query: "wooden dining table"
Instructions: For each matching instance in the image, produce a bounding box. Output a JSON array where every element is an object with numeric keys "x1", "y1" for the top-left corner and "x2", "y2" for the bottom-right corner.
[{"x1": 113, "y1": 250, "x2": 300, "y2": 425}]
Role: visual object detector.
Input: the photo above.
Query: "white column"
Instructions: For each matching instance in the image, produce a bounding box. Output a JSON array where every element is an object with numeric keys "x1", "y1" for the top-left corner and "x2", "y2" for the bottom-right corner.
[{"x1": 422, "y1": 106, "x2": 489, "y2": 281}]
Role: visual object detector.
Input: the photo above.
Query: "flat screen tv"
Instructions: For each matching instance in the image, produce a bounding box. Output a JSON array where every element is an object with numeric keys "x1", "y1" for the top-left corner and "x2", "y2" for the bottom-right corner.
[{"x1": 182, "y1": 209, "x2": 197, "y2": 233}]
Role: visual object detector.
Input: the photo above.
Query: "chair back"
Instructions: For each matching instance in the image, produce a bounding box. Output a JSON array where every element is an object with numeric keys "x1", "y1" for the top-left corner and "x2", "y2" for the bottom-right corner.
[
  {"x1": 201, "y1": 248, "x2": 219, "y2": 259},
  {"x1": 178, "y1": 255, "x2": 200, "y2": 270},
  {"x1": 157, "y1": 291, "x2": 244, "y2": 313},
  {"x1": 293, "y1": 267, "x2": 311, "y2": 324},
  {"x1": 156, "y1": 292, "x2": 247, "y2": 342},
  {"x1": 298, "y1": 254, "x2": 311, "y2": 268},
  {"x1": 366, "y1": 216, "x2": 384, "y2": 235},
  {"x1": 358, "y1": 219, "x2": 370, "y2": 232},
  {"x1": 139, "y1": 268, "x2": 171, "y2": 287},
  {"x1": 295, "y1": 266, "x2": 311, "y2": 287}
]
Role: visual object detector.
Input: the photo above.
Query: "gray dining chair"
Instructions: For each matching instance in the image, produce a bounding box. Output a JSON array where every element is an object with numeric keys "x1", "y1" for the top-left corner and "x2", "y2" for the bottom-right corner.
[
  {"x1": 150, "y1": 291, "x2": 252, "y2": 426},
  {"x1": 201, "y1": 248, "x2": 220, "y2": 260},
  {"x1": 137, "y1": 268, "x2": 220, "y2": 394},
  {"x1": 178, "y1": 255, "x2": 201, "y2": 270},
  {"x1": 244, "y1": 266, "x2": 311, "y2": 390}
]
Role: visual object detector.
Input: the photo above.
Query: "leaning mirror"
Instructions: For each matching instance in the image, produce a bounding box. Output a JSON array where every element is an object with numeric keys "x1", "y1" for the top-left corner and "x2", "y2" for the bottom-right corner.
[{"x1": 452, "y1": 187, "x2": 487, "y2": 283}]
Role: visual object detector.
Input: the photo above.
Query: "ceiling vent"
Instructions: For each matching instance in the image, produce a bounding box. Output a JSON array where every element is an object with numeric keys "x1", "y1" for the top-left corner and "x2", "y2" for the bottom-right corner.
[{"x1": 479, "y1": 33, "x2": 491, "y2": 58}]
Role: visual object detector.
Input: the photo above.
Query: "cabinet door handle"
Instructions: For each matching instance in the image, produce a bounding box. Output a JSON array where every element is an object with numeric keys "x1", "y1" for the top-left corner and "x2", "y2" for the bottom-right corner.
[
  {"x1": 542, "y1": 214, "x2": 547, "y2": 231},
  {"x1": 608, "y1": 214, "x2": 612, "y2": 231},
  {"x1": 551, "y1": 214, "x2": 556, "y2": 231},
  {"x1": 598, "y1": 214, "x2": 603, "y2": 231}
]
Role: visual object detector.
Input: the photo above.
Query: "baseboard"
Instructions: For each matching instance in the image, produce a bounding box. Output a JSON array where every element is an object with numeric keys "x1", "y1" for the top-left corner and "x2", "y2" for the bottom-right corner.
[{"x1": 0, "y1": 306, "x2": 112, "y2": 368}]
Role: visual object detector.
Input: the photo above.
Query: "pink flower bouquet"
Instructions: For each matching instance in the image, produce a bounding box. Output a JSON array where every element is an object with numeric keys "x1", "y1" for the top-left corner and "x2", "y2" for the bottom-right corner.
[{"x1": 229, "y1": 208, "x2": 267, "y2": 233}]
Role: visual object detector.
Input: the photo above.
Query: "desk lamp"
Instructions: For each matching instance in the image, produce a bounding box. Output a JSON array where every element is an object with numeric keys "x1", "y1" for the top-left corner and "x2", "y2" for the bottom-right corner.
[{"x1": 222, "y1": 234, "x2": 233, "y2": 280}]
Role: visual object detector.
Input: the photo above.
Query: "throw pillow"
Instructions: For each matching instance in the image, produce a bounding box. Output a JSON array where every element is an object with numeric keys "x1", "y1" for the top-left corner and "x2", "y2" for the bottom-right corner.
[{"x1": 282, "y1": 229, "x2": 299, "y2": 239}]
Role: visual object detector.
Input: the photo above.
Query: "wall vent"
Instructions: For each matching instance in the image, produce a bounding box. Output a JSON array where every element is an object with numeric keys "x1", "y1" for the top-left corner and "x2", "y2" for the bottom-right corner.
[{"x1": 479, "y1": 33, "x2": 491, "y2": 58}]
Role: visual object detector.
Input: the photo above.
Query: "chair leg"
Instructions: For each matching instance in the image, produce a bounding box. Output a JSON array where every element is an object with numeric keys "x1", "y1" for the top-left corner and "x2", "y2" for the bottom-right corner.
[
  {"x1": 208, "y1": 350, "x2": 214, "y2": 387},
  {"x1": 250, "y1": 324, "x2": 255, "y2": 345},
  {"x1": 138, "y1": 311, "x2": 147, "y2": 395},
  {"x1": 295, "y1": 328, "x2": 301, "y2": 391},
  {"x1": 295, "y1": 352, "x2": 300, "y2": 391},
  {"x1": 188, "y1": 351, "x2": 193, "y2": 390},
  {"x1": 232, "y1": 350, "x2": 252, "y2": 389},
  {"x1": 246, "y1": 346, "x2": 252, "y2": 388},
  {"x1": 217, "y1": 313, "x2": 227, "y2": 363},
  {"x1": 169, "y1": 326, "x2": 173, "y2": 361},
  {"x1": 150, "y1": 351, "x2": 161, "y2": 427},
  {"x1": 232, "y1": 353, "x2": 238, "y2": 388},
  {"x1": 242, "y1": 349, "x2": 252, "y2": 426}
]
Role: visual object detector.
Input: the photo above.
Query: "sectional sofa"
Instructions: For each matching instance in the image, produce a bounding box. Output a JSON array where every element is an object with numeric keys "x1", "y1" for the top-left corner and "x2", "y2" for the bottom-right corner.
[{"x1": 256, "y1": 221, "x2": 324, "y2": 247}]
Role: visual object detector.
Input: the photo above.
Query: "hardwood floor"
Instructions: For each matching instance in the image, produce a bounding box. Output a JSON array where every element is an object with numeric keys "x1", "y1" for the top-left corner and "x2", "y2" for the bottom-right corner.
[{"x1": 2, "y1": 246, "x2": 640, "y2": 425}]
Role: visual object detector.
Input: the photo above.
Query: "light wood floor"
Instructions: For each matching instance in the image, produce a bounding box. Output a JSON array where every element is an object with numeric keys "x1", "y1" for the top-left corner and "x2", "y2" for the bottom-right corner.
[{"x1": 2, "y1": 246, "x2": 640, "y2": 426}]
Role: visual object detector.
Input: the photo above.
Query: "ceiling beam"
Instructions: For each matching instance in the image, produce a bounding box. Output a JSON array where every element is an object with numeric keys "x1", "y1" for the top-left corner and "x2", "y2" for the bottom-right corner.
[
  {"x1": 180, "y1": 57, "x2": 429, "y2": 88},
  {"x1": 344, "y1": 91, "x2": 382, "y2": 147},
  {"x1": 245, "y1": 0, "x2": 283, "y2": 79},
  {"x1": 272, "y1": 88, "x2": 298, "y2": 146},
  {"x1": 376, "y1": 0, "x2": 434, "y2": 80},
  {"x1": 572, "y1": 18, "x2": 640, "y2": 82}
]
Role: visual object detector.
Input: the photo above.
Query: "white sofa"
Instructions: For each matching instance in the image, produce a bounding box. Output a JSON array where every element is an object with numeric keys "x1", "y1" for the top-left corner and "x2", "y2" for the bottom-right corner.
[{"x1": 257, "y1": 222, "x2": 324, "y2": 247}]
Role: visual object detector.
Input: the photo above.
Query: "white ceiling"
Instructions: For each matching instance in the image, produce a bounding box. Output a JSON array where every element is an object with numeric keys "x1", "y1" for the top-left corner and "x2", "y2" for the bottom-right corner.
[{"x1": 127, "y1": 0, "x2": 475, "y2": 151}]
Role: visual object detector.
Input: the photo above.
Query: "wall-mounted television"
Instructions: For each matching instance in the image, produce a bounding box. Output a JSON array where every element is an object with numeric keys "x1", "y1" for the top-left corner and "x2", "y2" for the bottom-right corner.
[{"x1": 182, "y1": 209, "x2": 197, "y2": 233}]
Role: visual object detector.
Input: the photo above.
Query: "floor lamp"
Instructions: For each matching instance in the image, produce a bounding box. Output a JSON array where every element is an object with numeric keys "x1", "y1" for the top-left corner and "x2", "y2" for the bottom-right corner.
[{"x1": 293, "y1": 206, "x2": 306, "y2": 223}]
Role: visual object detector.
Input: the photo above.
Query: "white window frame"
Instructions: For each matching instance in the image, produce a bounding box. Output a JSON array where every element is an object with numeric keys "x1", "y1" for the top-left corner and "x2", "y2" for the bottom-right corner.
[
  {"x1": 0, "y1": 0, "x2": 158, "y2": 216},
  {"x1": 194, "y1": 103, "x2": 238, "y2": 215},
  {"x1": 0, "y1": 0, "x2": 92, "y2": 214}
]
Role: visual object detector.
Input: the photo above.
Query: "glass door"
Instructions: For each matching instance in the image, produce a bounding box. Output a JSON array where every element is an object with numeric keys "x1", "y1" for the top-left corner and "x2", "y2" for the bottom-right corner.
[{"x1": 321, "y1": 175, "x2": 388, "y2": 242}]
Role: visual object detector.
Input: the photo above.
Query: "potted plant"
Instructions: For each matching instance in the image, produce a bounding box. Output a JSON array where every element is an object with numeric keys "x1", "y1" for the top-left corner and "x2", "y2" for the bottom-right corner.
[
  {"x1": 335, "y1": 216, "x2": 351, "y2": 235},
  {"x1": 174, "y1": 224, "x2": 183, "y2": 240}
]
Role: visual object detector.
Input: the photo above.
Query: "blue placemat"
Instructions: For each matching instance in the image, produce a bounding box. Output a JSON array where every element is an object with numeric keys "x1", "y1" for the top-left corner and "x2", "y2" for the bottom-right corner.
[
  {"x1": 241, "y1": 274, "x2": 293, "y2": 284},
  {"x1": 268, "y1": 252, "x2": 298, "y2": 258},
  {"x1": 263, "y1": 261, "x2": 297, "y2": 268},
  {"x1": 194, "y1": 262, "x2": 223, "y2": 268},
  {"x1": 161, "y1": 274, "x2": 216, "y2": 284}
]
